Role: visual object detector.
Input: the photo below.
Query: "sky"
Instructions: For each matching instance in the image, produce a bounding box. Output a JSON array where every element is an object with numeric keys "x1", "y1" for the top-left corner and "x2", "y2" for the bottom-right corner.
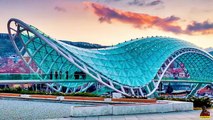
[{"x1": 1, "y1": 0, "x2": 213, "y2": 49}]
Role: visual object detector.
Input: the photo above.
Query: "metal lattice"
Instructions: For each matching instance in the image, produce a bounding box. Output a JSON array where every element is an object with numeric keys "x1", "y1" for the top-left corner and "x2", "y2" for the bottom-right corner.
[{"x1": 7, "y1": 18, "x2": 213, "y2": 97}]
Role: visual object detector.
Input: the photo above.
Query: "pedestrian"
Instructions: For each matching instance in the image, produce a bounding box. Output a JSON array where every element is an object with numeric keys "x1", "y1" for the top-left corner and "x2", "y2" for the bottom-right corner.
[
  {"x1": 166, "y1": 83, "x2": 173, "y2": 98},
  {"x1": 50, "y1": 71, "x2": 53, "y2": 80},
  {"x1": 65, "y1": 71, "x2": 68, "y2": 80},
  {"x1": 55, "y1": 71, "x2": 58, "y2": 79},
  {"x1": 59, "y1": 71, "x2": 62, "y2": 79}
]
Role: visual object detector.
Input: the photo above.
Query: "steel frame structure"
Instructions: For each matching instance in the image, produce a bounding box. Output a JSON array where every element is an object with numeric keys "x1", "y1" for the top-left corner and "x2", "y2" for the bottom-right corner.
[{"x1": 7, "y1": 18, "x2": 213, "y2": 97}]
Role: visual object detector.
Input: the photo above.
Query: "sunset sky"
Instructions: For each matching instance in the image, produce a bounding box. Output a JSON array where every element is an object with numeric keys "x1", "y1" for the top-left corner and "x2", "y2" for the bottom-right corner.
[{"x1": 1, "y1": 0, "x2": 213, "y2": 49}]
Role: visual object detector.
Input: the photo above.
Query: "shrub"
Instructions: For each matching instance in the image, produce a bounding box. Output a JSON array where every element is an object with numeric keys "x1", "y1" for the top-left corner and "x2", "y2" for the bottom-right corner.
[
  {"x1": 0, "y1": 87, "x2": 22, "y2": 93},
  {"x1": 0, "y1": 88, "x2": 99, "y2": 97},
  {"x1": 187, "y1": 96, "x2": 212, "y2": 108},
  {"x1": 156, "y1": 96, "x2": 167, "y2": 100},
  {"x1": 67, "y1": 92, "x2": 99, "y2": 97},
  {"x1": 157, "y1": 96, "x2": 212, "y2": 108},
  {"x1": 125, "y1": 96, "x2": 148, "y2": 99}
]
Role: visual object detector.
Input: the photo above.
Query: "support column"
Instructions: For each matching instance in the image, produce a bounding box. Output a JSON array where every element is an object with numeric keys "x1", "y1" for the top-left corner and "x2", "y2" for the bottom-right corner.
[{"x1": 186, "y1": 83, "x2": 202, "y2": 98}]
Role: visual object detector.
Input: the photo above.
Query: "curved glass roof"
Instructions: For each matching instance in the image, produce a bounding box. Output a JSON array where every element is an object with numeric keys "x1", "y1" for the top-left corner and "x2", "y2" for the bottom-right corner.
[
  {"x1": 54, "y1": 37, "x2": 200, "y2": 87},
  {"x1": 11, "y1": 19, "x2": 213, "y2": 88}
]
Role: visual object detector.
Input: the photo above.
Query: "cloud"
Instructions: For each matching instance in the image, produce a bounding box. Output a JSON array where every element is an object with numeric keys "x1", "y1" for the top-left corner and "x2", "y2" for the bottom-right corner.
[
  {"x1": 128, "y1": 0, "x2": 163, "y2": 7},
  {"x1": 95, "y1": 0, "x2": 121, "y2": 3},
  {"x1": 128, "y1": 0, "x2": 144, "y2": 6},
  {"x1": 146, "y1": 0, "x2": 163, "y2": 6},
  {"x1": 94, "y1": 0, "x2": 163, "y2": 7},
  {"x1": 186, "y1": 21, "x2": 213, "y2": 34},
  {"x1": 54, "y1": 6, "x2": 66, "y2": 12},
  {"x1": 106, "y1": 0, "x2": 121, "y2": 1},
  {"x1": 84, "y1": 2, "x2": 182, "y2": 34},
  {"x1": 163, "y1": 16, "x2": 180, "y2": 22},
  {"x1": 84, "y1": 2, "x2": 213, "y2": 35}
]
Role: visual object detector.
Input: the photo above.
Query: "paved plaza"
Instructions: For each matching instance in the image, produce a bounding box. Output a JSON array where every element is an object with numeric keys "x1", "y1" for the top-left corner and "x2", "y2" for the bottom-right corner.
[
  {"x1": 53, "y1": 110, "x2": 213, "y2": 120},
  {"x1": 0, "y1": 98, "x2": 212, "y2": 120}
]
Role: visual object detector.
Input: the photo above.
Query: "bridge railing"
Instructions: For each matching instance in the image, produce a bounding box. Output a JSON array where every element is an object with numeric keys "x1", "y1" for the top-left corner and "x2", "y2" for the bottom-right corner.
[{"x1": 0, "y1": 73, "x2": 96, "y2": 81}]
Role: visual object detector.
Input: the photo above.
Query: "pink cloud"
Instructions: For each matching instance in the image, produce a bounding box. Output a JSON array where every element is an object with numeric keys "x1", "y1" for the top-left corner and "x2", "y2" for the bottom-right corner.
[
  {"x1": 84, "y1": 2, "x2": 213, "y2": 35},
  {"x1": 84, "y1": 2, "x2": 183, "y2": 34}
]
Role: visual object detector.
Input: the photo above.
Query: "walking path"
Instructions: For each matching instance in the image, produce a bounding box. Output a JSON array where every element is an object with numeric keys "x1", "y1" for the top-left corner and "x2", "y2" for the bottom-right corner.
[
  {"x1": 0, "y1": 96, "x2": 211, "y2": 120},
  {"x1": 53, "y1": 110, "x2": 213, "y2": 120}
]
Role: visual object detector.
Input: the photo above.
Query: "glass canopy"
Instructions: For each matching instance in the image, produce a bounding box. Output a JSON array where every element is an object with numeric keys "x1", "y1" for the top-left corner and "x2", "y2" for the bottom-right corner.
[{"x1": 7, "y1": 18, "x2": 213, "y2": 97}]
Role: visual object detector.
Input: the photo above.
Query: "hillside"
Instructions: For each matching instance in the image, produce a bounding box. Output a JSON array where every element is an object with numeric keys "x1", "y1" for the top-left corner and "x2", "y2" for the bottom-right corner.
[
  {"x1": 0, "y1": 33, "x2": 17, "y2": 57},
  {"x1": 0, "y1": 33, "x2": 106, "y2": 73},
  {"x1": 0, "y1": 33, "x2": 106, "y2": 57}
]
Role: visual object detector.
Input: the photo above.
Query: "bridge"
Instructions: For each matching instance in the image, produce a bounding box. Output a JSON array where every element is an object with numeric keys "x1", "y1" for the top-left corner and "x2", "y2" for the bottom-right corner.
[{"x1": 4, "y1": 18, "x2": 213, "y2": 98}]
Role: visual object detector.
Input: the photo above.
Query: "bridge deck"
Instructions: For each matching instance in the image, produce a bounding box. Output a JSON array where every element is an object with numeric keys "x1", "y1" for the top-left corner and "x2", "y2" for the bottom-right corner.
[{"x1": 0, "y1": 79, "x2": 97, "y2": 84}]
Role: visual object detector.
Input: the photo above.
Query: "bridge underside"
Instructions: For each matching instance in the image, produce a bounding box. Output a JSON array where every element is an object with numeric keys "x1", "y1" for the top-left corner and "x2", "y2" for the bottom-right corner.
[{"x1": 6, "y1": 18, "x2": 213, "y2": 98}]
